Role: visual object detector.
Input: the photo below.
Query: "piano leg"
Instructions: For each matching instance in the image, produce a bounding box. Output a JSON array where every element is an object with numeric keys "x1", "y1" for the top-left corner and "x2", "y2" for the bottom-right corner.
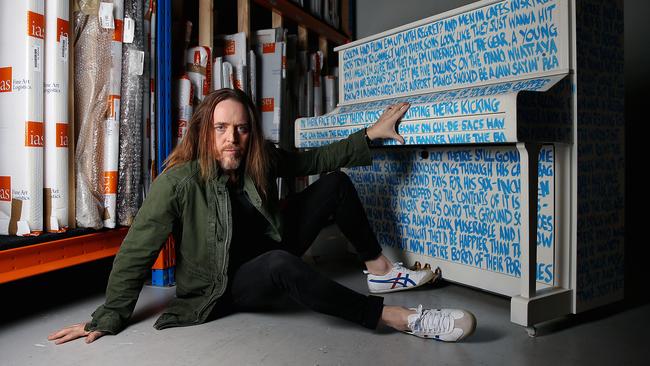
[{"x1": 510, "y1": 143, "x2": 572, "y2": 329}]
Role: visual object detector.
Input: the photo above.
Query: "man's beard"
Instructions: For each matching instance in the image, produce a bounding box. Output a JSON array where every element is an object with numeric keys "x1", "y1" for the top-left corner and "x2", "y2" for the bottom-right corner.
[
  {"x1": 217, "y1": 146, "x2": 245, "y2": 172},
  {"x1": 219, "y1": 155, "x2": 242, "y2": 171}
]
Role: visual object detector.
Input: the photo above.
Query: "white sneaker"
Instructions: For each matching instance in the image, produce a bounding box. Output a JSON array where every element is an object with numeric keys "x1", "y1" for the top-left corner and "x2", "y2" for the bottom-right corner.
[
  {"x1": 405, "y1": 305, "x2": 476, "y2": 342},
  {"x1": 365, "y1": 262, "x2": 434, "y2": 293}
]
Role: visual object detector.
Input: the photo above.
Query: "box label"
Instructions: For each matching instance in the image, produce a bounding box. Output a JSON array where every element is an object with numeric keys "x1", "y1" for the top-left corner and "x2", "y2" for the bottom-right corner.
[
  {"x1": 129, "y1": 50, "x2": 145, "y2": 76},
  {"x1": 123, "y1": 17, "x2": 135, "y2": 43},
  {"x1": 99, "y1": 2, "x2": 115, "y2": 29},
  {"x1": 32, "y1": 44, "x2": 42, "y2": 72}
]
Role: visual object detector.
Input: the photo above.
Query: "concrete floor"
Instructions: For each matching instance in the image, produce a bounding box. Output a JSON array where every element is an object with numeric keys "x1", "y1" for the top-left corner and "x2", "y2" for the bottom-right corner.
[{"x1": 1, "y1": 231, "x2": 648, "y2": 366}]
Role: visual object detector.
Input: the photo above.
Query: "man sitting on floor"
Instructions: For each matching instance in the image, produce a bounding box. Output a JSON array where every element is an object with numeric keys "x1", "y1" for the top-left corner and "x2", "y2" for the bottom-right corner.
[{"x1": 48, "y1": 88, "x2": 476, "y2": 345}]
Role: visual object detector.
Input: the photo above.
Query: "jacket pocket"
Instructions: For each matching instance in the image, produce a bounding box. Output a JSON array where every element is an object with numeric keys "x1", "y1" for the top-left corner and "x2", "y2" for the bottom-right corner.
[{"x1": 175, "y1": 262, "x2": 213, "y2": 298}]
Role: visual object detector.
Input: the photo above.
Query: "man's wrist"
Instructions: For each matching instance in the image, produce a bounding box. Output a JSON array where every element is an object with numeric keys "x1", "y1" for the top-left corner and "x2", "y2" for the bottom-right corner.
[
  {"x1": 364, "y1": 127, "x2": 372, "y2": 145},
  {"x1": 365, "y1": 126, "x2": 377, "y2": 142}
]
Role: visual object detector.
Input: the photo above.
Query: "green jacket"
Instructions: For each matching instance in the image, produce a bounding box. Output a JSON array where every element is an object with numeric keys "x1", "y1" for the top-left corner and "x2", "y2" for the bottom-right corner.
[{"x1": 85, "y1": 129, "x2": 371, "y2": 334}]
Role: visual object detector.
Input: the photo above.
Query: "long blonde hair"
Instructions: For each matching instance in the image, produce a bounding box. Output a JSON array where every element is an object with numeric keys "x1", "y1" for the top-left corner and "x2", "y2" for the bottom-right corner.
[{"x1": 163, "y1": 88, "x2": 270, "y2": 200}]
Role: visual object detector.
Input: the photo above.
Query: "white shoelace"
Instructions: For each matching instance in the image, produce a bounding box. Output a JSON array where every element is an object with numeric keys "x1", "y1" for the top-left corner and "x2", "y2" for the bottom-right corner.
[{"x1": 409, "y1": 305, "x2": 453, "y2": 335}]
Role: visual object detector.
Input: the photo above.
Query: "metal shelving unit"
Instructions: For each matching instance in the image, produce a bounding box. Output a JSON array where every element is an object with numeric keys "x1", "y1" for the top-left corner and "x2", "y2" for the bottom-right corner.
[{"x1": 0, "y1": 0, "x2": 351, "y2": 284}]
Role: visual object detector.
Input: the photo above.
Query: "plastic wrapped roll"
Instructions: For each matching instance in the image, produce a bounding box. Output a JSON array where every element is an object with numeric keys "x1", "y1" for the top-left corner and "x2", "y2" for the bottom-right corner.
[
  {"x1": 311, "y1": 51, "x2": 323, "y2": 116},
  {"x1": 148, "y1": 0, "x2": 156, "y2": 180},
  {"x1": 186, "y1": 46, "x2": 211, "y2": 105},
  {"x1": 74, "y1": 1, "x2": 112, "y2": 229},
  {"x1": 0, "y1": 0, "x2": 46, "y2": 236},
  {"x1": 175, "y1": 75, "x2": 193, "y2": 145},
  {"x1": 233, "y1": 64, "x2": 248, "y2": 94},
  {"x1": 306, "y1": 70, "x2": 313, "y2": 117},
  {"x1": 117, "y1": 0, "x2": 144, "y2": 227},
  {"x1": 324, "y1": 75, "x2": 336, "y2": 113},
  {"x1": 212, "y1": 56, "x2": 223, "y2": 90},
  {"x1": 44, "y1": 0, "x2": 70, "y2": 232},
  {"x1": 141, "y1": 0, "x2": 151, "y2": 197},
  {"x1": 222, "y1": 61, "x2": 233, "y2": 89},
  {"x1": 102, "y1": 0, "x2": 124, "y2": 229},
  {"x1": 248, "y1": 50, "x2": 256, "y2": 103},
  {"x1": 297, "y1": 51, "x2": 309, "y2": 117}
]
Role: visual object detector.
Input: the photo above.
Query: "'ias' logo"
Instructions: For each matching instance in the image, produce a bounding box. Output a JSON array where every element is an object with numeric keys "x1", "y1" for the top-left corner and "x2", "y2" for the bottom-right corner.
[
  {"x1": 25, "y1": 121, "x2": 44, "y2": 147},
  {"x1": 0, "y1": 176, "x2": 10, "y2": 202},
  {"x1": 56, "y1": 123, "x2": 68, "y2": 147},
  {"x1": 28, "y1": 11, "x2": 45, "y2": 39},
  {"x1": 0, "y1": 67, "x2": 11, "y2": 92}
]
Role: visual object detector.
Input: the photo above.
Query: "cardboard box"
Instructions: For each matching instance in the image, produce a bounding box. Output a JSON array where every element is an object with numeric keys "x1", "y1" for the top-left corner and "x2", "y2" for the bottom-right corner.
[{"x1": 0, "y1": 1, "x2": 46, "y2": 235}]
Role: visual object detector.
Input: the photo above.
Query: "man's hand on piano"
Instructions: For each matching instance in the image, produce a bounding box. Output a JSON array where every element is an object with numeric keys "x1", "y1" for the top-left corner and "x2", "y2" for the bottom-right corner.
[{"x1": 366, "y1": 102, "x2": 410, "y2": 144}]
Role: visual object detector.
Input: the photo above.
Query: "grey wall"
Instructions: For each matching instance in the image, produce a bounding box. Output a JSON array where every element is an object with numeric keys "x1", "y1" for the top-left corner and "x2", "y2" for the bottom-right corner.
[{"x1": 355, "y1": 0, "x2": 478, "y2": 39}]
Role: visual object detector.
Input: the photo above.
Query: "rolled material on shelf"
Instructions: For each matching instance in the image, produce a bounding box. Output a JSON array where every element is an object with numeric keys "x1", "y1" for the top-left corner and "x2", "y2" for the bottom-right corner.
[
  {"x1": 297, "y1": 51, "x2": 309, "y2": 117},
  {"x1": 324, "y1": 75, "x2": 336, "y2": 113},
  {"x1": 117, "y1": 0, "x2": 144, "y2": 227},
  {"x1": 148, "y1": 0, "x2": 156, "y2": 179},
  {"x1": 175, "y1": 75, "x2": 193, "y2": 145},
  {"x1": 233, "y1": 64, "x2": 248, "y2": 95},
  {"x1": 141, "y1": 0, "x2": 151, "y2": 198},
  {"x1": 217, "y1": 32, "x2": 247, "y2": 94},
  {"x1": 306, "y1": 70, "x2": 314, "y2": 117},
  {"x1": 254, "y1": 41, "x2": 284, "y2": 142},
  {"x1": 222, "y1": 61, "x2": 233, "y2": 89},
  {"x1": 102, "y1": 0, "x2": 124, "y2": 229},
  {"x1": 0, "y1": 0, "x2": 46, "y2": 236},
  {"x1": 44, "y1": 0, "x2": 70, "y2": 232},
  {"x1": 74, "y1": 1, "x2": 112, "y2": 229},
  {"x1": 248, "y1": 50, "x2": 256, "y2": 104},
  {"x1": 311, "y1": 51, "x2": 323, "y2": 116},
  {"x1": 212, "y1": 56, "x2": 223, "y2": 90},
  {"x1": 186, "y1": 46, "x2": 211, "y2": 105}
]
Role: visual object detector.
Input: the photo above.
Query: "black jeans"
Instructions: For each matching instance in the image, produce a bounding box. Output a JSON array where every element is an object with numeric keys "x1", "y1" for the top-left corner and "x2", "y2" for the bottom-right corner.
[{"x1": 224, "y1": 171, "x2": 385, "y2": 329}]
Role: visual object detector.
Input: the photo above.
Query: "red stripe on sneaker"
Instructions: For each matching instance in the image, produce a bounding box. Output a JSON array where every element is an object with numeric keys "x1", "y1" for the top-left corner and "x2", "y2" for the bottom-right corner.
[{"x1": 391, "y1": 272, "x2": 402, "y2": 289}]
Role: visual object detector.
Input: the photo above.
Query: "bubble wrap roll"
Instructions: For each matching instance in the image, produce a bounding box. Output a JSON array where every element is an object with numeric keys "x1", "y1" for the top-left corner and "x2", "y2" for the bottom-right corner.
[
  {"x1": 117, "y1": 0, "x2": 144, "y2": 226},
  {"x1": 141, "y1": 0, "x2": 151, "y2": 198},
  {"x1": 74, "y1": 4, "x2": 112, "y2": 229}
]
